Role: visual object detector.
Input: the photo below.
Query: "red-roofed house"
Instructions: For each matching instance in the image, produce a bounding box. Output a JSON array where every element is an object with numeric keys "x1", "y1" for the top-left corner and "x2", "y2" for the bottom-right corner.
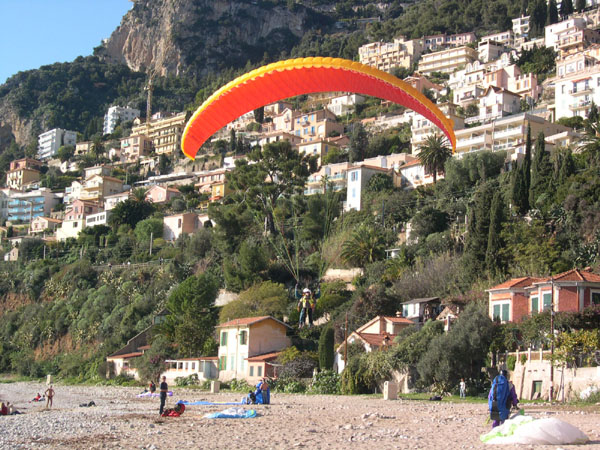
[
  {"x1": 145, "y1": 185, "x2": 182, "y2": 204},
  {"x1": 335, "y1": 314, "x2": 414, "y2": 373},
  {"x1": 216, "y1": 316, "x2": 291, "y2": 382},
  {"x1": 487, "y1": 269, "x2": 600, "y2": 323}
]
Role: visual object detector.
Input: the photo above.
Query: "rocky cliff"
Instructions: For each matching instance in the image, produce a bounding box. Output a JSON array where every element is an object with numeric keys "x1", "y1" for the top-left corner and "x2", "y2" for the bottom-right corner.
[{"x1": 98, "y1": 0, "x2": 331, "y2": 77}]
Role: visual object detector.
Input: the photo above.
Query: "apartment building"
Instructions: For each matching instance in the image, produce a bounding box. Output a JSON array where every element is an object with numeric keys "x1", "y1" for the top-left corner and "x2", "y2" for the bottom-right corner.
[
  {"x1": 6, "y1": 158, "x2": 43, "y2": 190},
  {"x1": 358, "y1": 37, "x2": 424, "y2": 71},
  {"x1": 7, "y1": 188, "x2": 61, "y2": 223},
  {"x1": 465, "y1": 86, "x2": 521, "y2": 125},
  {"x1": 79, "y1": 175, "x2": 124, "y2": 203},
  {"x1": 327, "y1": 94, "x2": 365, "y2": 116},
  {"x1": 422, "y1": 32, "x2": 476, "y2": 51},
  {"x1": 298, "y1": 139, "x2": 340, "y2": 166},
  {"x1": 120, "y1": 134, "x2": 153, "y2": 162},
  {"x1": 29, "y1": 216, "x2": 62, "y2": 234},
  {"x1": 38, "y1": 128, "x2": 77, "y2": 160},
  {"x1": 512, "y1": 16, "x2": 530, "y2": 39},
  {"x1": 290, "y1": 109, "x2": 344, "y2": 143},
  {"x1": 454, "y1": 113, "x2": 570, "y2": 158},
  {"x1": 163, "y1": 212, "x2": 209, "y2": 241},
  {"x1": 418, "y1": 46, "x2": 479, "y2": 76},
  {"x1": 103, "y1": 105, "x2": 140, "y2": 135},
  {"x1": 555, "y1": 63, "x2": 600, "y2": 119},
  {"x1": 556, "y1": 26, "x2": 600, "y2": 58},
  {"x1": 545, "y1": 18, "x2": 587, "y2": 50},
  {"x1": 411, "y1": 103, "x2": 464, "y2": 152},
  {"x1": 75, "y1": 141, "x2": 93, "y2": 156},
  {"x1": 253, "y1": 131, "x2": 303, "y2": 149},
  {"x1": 346, "y1": 165, "x2": 392, "y2": 211},
  {"x1": 478, "y1": 40, "x2": 507, "y2": 63},
  {"x1": 305, "y1": 162, "x2": 351, "y2": 195},
  {"x1": 131, "y1": 111, "x2": 190, "y2": 155},
  {"x1": 485, "y1": 64, "x2": 542, "y2": 100},
  {"x1": 480, "y1": 30, "x2": 515, "y2": 47}
]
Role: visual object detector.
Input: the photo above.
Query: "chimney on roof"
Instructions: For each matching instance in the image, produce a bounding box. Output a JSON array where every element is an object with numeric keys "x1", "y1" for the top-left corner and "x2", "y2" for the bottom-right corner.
[{"x1": 395, "y1": 310, "x2": 402, "y2": 318}]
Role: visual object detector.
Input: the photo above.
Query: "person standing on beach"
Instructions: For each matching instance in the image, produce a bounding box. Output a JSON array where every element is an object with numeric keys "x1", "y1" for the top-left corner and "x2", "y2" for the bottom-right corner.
[
  {"x1": 159, "y1": 376, "x2": 168, "y2": 416},
  {"x1": 45, "y1": 386, "x2": 55, "y2": 409},
  {"x1": 459, "y1": 378, "x2": 466, "y2": 398}
]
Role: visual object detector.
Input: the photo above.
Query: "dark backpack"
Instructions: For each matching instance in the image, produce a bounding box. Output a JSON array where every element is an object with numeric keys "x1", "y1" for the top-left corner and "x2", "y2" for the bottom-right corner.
[{"x1": 489, "y1": 375, "x2": 510, "y2": 421}]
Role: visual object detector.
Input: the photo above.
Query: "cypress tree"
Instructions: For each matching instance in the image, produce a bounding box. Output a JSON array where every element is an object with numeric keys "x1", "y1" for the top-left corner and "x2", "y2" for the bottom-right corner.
[
  {"x1": 560, "y1": 0, "x2": 574, "y2": 18},
  {"x1": 529, "y1": 132, "x2": 551, "y2": 208},
  {"x1": 547, "y1": 0, "x2": 559, "y2": 24},
  {"x1": 318, "y1": 326, "x2": 335, "y2": 370},
  {"x1": 486, "y1": 191, "x2": 505, "y2": 276},
  {"x1": 511, "y1": 165, "x2": 527, "y2": 215},
  {"x1": 558, "y1": 148, "x2": 575, "y2": 185}
]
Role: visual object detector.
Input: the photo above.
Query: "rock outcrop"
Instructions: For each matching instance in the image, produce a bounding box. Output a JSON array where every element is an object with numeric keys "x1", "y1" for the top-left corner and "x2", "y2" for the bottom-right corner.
[{"x1": 98, "y1": 0, "x2": 328, "y2": 77}]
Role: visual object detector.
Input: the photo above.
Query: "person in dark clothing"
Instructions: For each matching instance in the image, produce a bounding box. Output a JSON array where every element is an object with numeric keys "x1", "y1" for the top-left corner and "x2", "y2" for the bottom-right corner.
[
  {"x1": 149, "y1": 380, "x2": 156, "y2": 394},
  {"x1": 159, "y1": 376, "x2": 168, "y2": 415}
]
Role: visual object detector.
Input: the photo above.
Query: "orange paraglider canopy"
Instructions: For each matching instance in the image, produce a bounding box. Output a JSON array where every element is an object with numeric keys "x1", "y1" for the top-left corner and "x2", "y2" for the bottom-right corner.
[{"x1": 182, "y1": 57, "x2": 456, "y2": 160}]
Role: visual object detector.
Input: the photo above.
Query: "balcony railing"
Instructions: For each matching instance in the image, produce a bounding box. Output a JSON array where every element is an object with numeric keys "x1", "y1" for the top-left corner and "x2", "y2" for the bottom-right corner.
[
  {"x1": 568, "y1": 87, "x2": 592, "y2": 96},
  {"x1": 569, "y1": 100, "x2": 592, "y2": 110}
]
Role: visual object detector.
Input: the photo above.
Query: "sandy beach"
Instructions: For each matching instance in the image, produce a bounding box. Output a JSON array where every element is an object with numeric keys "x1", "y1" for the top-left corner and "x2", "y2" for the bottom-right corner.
[{"x1": 1, "y1": 382, "x2": 599, "y2": 449}]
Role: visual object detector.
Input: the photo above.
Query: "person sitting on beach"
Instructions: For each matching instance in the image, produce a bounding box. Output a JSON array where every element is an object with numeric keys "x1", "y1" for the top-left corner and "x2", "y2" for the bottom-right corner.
[
  {"x1": 45, "y1": 386, "x2": 55, "y2": 409},
  {"x1": 149, "y1": 380, "x2": 156, "y2": 394},
  {"x1": 32, "y1": 393, "x2": 42, "y2": 402}
]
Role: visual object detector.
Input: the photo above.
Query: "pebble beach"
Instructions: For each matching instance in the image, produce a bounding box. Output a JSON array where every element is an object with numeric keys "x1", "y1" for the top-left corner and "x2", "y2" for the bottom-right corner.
[{"x1": 1, "y1": 382, "x2": 599, "y2": 449}]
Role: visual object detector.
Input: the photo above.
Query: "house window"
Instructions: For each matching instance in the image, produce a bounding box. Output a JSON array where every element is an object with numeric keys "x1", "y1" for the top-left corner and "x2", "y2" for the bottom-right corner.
[
  {"x1": 239, "y1": 330, "x2": 247, "y2": 345},
  {"x1": 531, "y1": 296, "x2": 539, "y2": 313},
  {"x1": 492, "y1": 302, "x2": 509, "y2": 322},
  {"x1": 250, "y1": 366, "x2": 254, "y2": 377},
  {"x1": 229, "y1": 355, "x2": 235, "y2": 370},
  {"x1": 258, "y1": 366, "x2": 263, "y2": 377},
  {"x1": 220, "y1": 331, "x2": 228, "y2": 346},
  {"x1": 542, "y1": 293, "x2": 552, "y2": 311},
  {"x1": 350, "y1": 171, "x2": 358, "y2": 181},
  {"x1": 219, "y1": 356, "x2": 226, "y2": 370},
  {"x1": 591, "y1": 291, "x2": 600, "y2": 305},
  {"x1": 240, "y1": 358, "x2": 246, "y2": 373},
  {"x1": 191, "y1": 362, "x2": 195, "y2": 371}
]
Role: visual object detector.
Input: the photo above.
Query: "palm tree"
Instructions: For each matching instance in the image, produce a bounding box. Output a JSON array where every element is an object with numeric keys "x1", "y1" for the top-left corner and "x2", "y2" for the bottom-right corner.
[
  {"x1": 341, "y1": 225, "x2": 385, "y2": 268},
  {"x1": 579, "y1": 120, "x2": 600, "y2": 165},
  {"x1": 418, "y1": 135, "x2": 452, "y2": 184}
]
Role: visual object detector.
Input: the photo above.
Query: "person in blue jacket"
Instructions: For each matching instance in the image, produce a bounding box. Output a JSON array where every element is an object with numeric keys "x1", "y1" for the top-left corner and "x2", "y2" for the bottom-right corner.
[{"x1": 488, "y1": 369, "x2": 518, "y2": 427}]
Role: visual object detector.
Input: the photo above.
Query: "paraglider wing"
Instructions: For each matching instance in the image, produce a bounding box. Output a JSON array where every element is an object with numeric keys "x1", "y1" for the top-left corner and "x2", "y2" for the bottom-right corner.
[{"x1": 182, "y1": 57, "x2": 456, "y2": 160}]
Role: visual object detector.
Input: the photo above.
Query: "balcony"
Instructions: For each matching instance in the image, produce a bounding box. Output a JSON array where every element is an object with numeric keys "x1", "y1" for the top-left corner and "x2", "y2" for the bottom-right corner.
[
  {"x1": 568, "y1": 87, "x2": 592, "y2": 96},
  {"x1": 569, "y1": 100, "x2": 592, "y2": 110},
  {"x1": 493, "y1": 126, "x2": 522, "y2": 139}
]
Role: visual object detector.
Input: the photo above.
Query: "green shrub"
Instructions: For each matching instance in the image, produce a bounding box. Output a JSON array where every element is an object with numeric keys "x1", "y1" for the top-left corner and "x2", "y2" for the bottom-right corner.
[
  {"x1": 271, "y1": 376, "x2": 306, "y2": 393},
  {"x1": 520, "y1": 354, "x2": 528, "y2": 365},
  {"x1": 309, "y1": 370, "x2": 341, "y2": 394},
  {"x1": 227, "y1": 378, "x2": 252, "y2": 392},
  {"x1": 507, "y1": 355, "x2": 516, "y2": 371},
  {"x1": 175, "y1": 373, "x2": 199, "y2": 387}
]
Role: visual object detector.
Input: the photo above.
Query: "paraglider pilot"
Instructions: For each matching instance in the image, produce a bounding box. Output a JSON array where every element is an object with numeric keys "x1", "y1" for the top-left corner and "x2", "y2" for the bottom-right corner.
[{"x1": 295, "y1": 285, "x2": 320, "y2": 328}]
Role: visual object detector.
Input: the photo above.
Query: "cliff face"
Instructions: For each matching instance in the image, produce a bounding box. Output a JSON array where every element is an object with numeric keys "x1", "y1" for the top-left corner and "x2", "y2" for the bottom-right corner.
[{"x1": 98, "y1": 0, "x2": 328, "y2": 77}]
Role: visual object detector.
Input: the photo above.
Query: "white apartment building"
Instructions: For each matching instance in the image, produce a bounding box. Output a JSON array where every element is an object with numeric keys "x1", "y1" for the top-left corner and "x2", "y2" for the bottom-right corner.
[
  {"x1": 418, "y1": 46, "x2": 479, "y2": 75},
  {"x1": 327, "y1": 94, "x2": 365, "y2": 116},
  {"x1": 480, "y1": 30, "x2": 515, "y2": 47},
  {"x1": 358, "y1": 37, "x2": 424, "y2": 71},
  {"x1": 85, "y1": 210, "x2": 112, "y2": 228},
  {"x1": 345, "y1": 165, "x2": 392, "y2": 211},
  {"x1": 478, "y1": 41, "x2": 507, "y2": 63},
  {"x1": 411, "y1": 103, "x2": 464, "y2": 152},
  {"x1": 422, "y1": 32, "x2": 476, "y2": 51},
  {"x1": 38, "y1": 128, "x2": 77, "y2": 160},
  {"x1": 545, "y1": 18, "x2": 587, "y2": 50},
  {"x1": 454, "y1": 113, "x2": 570, "y2": 158},
  {"x1": 103, "y1": 105, "x2": 140, "y2": 135},
  {"x1": 465, "y1": 86, "x2": 521, "y2": 125},
  {"x1": 512, "y1": 16, "x2": 530, "y2": 39},
  {"x1": 555, "y1": 64, "x2": 600, "y2": 119}
]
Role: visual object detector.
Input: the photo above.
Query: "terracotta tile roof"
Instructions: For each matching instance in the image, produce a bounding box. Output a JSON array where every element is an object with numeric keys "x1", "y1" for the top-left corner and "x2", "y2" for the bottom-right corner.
[
  {"x1": 138, "y1": 345, "x2": 151, "y2": 350},
  {"x1": 246, "y1": 351, "x2": 281, "y2": 362},
  {"x1": 107, "y1": 352, "x2": 143, "y2": 359},
  {"x1": 536, "y1": 268, "x2": 600, "y2": 283},
  {"x1": 398, "y1": 158, "x2": 422, "y2": 169},
  {"x1": 383, "y1": 316, "x2": 414, "y2": 324},
  {"x1": 356, "y1": 332, "x2": 395, "y2": 347},
  {"x1": 488, "y1": 277, "x2": 541, "y2": 290},
  {"x1": 217, "y1": 316, "x2": 271, "y2": 328}
]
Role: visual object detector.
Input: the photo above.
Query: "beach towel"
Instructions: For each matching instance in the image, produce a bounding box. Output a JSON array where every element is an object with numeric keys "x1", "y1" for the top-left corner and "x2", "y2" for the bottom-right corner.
[
  {"x1": 137, "y1": 391, "x2": 173, "y2": 398},
  {"x1": 480, "y1": 415, "x2": 589, "y2": 445},
  {"x1": 203, "y1": 407, "x2": 257, "y2": 419},
  {"x1": 178, "y1": 400, "x2": 245, "y2": 406}
]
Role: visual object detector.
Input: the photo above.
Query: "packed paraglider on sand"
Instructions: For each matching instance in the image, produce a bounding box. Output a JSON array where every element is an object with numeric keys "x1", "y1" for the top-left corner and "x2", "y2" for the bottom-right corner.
[{"x1": 1, "y1": 381, "x2": 599, "y2": 449}]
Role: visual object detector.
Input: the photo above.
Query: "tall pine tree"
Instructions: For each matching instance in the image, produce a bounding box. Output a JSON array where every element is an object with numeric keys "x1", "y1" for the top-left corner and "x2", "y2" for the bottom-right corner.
[
  {"x1": 486, "y1": 190, "x2": 505, "y2": 277},
  {"x1": 529, "y1": 132, "x2": 552, "y2": 208},
  {"x1": 560, "y1": 0, "x2": 574, "y2": 18},
  {"x1": 512, "y1": 125, "x2": 532, "y2": 214},
  {"x1": 547, "y1": 0, "x2": 559, "y2": 24}
]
